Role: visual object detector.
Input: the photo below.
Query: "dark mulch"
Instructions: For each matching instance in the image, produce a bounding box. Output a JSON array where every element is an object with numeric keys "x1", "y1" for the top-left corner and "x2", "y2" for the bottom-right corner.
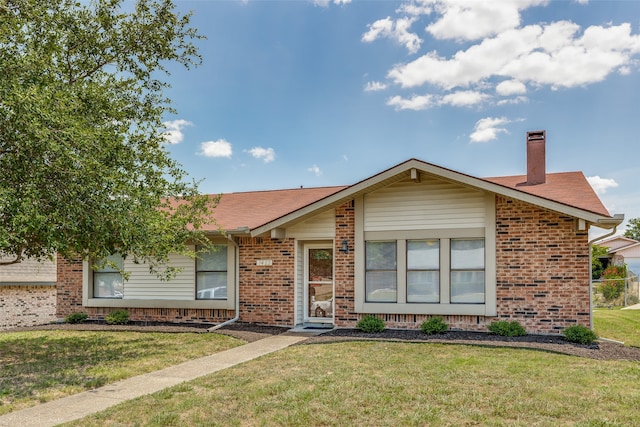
[{"x1": 7, "y1": 321, "x2": 640, "y2": 361}]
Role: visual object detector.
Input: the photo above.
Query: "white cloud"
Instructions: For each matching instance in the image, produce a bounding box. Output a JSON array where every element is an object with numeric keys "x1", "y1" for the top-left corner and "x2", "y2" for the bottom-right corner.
[
  {"x1": 364, "y1": 81, "x2": 388, "y2": 92},
  {"x1": 426, "y1": 0, "x2": 548, "y2": 41},
  {"x1": 496, "y1": 96, "x2": 528, "y2": 106},
  {"x1": 200, "y1": 139, "x2": 232, "y2": 158},
  {"x1": 365, "y1": 1, "x2": 640, "y2": 112},
  {"x1": 386, "y1": 94, "x2": 434, "y2": 111},
  {"x1": 313, "y1": 0, "x2": 351, "y2": 7},
  {"x1": 162, "y1": 119, "x2": 192, "y2": 144},
  {"x1": 469, "y1": 117, "x2": 512, "y2": 143},
  {"x1": 307, "y1": 164, "x2": 322, "y2": 176},
  {"x1": 496, "y1": 79, "x2": 527, "y2": 96},
  {"x1": 247, "y1": 147, "x2": 275, "y2": 163},
  {"x1": 362, "y1": 16, "x2": 422, "y2": 54},
  {"x1": 440, "y1": 90, "x2": 488, "y2": 107},
  {"x1": 587, "y1": 176, "x2": 619, "y2": 195}
]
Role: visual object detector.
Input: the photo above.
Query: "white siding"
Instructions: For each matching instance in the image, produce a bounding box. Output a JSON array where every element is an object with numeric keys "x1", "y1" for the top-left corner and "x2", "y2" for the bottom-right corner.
[
  {"x1": 364, "y1": 177, "x2": 486, "y2": 231},
  {"x1": 0, "y1": 257, "x2": 56, "y2": 283},
  {"x1": 122, "y1": 253, "x2": 196, "y2": 300},
  {"x1": 287, "y1": 210, "x2": 335, "y2": 238}
]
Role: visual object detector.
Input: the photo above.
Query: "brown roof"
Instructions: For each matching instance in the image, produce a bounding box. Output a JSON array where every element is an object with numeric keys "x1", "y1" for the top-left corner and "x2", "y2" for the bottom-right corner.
[
  {"x1": 483, "y1": 172, "x2": 611, "y2": 217},
  {"x1": 207, "y1": 186, "x2": 347, "y2": 231}
]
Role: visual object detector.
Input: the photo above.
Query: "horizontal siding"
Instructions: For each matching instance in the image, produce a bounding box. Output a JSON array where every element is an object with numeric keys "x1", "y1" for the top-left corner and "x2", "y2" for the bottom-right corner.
[
  {"x1": 0, "y1": 257, "x2": 56, "y2": 283},
  {"x1": 364, "y1": 177, "x2": 486, "y2": 231},
  {"x1": 123, "y1": 253, "x2": 196, "y2": 300},
  {"x1": 287, "y1": 209, "x2": 335, "y2": 238}
]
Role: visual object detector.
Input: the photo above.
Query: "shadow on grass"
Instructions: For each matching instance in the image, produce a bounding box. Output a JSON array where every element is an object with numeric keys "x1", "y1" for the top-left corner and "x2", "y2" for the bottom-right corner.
[{"x1": 0, "y1": 332, "x2": 182, "y2": 402}]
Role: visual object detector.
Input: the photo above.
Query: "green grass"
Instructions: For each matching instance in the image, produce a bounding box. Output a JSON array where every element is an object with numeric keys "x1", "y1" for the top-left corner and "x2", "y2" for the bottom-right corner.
[
  {"x1": 64, "y1": 342, "x2": 640, "y2": 427},
  {"x1": 594, "y1": 308, "x2": 640, "y2": 347},
  {"x1": 0, "y1": 330, "x2": 243, "y2": 415}
]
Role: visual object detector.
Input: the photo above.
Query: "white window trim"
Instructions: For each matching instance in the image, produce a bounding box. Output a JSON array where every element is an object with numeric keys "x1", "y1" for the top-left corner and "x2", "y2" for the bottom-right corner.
[
  {"x1": 83, "y1": 243, "x2": 236, "y2": 310},
  {"x1": 354, "y1": 194, "x2": 497, "y2": 316}
]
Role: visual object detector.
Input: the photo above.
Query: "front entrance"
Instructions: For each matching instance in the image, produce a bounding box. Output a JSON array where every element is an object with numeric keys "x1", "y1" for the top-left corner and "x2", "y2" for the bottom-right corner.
[{"x1": 304, "y1": 245, "x2": 334, "y2": 324}]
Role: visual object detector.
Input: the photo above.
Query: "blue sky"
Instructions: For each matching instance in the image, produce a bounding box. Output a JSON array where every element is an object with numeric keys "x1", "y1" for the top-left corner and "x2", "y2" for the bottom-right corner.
[{"x1": 160, "y1": 0, "x2": 640, "y2": 235}]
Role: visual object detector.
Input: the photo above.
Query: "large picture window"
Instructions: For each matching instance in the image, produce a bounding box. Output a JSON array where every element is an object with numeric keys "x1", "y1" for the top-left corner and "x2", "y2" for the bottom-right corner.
[
  {"x1": 407, "y1": 239, "x2": 440, "y2": 303},
  {"x1": 196, "y1": 245, "x2": 228, "y2": 300},
  {"x1": 93, "y1": 254, "x2": 124, "y2": 299},
  {"x1": 365, "y1": 241, "x2": 397, "y2": 302},
  {"x1": 450, "y1": 239, "x2": 485, "y2": 303}
]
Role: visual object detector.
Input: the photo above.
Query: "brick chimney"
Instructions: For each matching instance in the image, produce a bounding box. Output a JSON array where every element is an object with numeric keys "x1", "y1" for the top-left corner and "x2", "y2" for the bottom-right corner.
[{"x1": 526, "y1": 130, "x2": 546, "y2": 185}]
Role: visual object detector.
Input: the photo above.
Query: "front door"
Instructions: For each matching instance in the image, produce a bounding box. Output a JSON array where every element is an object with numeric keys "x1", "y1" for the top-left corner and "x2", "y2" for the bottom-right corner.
[{"x1": 305, "y1": 245, "x2": 334, "y2": 323}]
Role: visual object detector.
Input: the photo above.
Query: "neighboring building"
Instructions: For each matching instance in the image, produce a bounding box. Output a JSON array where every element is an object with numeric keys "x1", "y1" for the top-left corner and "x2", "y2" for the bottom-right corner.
[
  {"x1": 56, "y1": 131, "x2": 623, "y2": 334},
  {"x1": 0, "y1": 257, "x2": 57, "y2": 330},
  {"x1": 599, "y1": 236, "x2": 640, "y2": 276}
]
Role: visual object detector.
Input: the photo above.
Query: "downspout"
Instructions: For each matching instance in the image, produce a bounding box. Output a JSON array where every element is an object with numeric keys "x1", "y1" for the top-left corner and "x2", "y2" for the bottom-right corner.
[
  {"x1": 208, "y1": 234, "x2": 241, "y2": 332},
  {"x1": 588, "y1": 220, "x2": 621, "y2": 331}
]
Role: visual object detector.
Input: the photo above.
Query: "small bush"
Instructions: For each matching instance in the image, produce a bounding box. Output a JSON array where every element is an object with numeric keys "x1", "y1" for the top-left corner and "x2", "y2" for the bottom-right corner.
[
  {"x1": 421, "y1": 317, "x2": 448, "y2": 335},
  {"x1": 105, "y1": 310, "x2": 130, "y2": 325},
  {"x1": 563, "y1": 325, "x2": 597, "y2": 345},
  {"x1": 487, "y1": 320, "x2": 527, "y2": 337},
  {"x1": 65, "y1": 312, "x2": 88, "y2": 324},
  {"x1": 356, "y1": 315, "x2": 385, "y2": 333}
]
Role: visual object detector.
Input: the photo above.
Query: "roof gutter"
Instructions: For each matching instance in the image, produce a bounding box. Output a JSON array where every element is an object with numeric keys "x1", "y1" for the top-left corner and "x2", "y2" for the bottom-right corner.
[{"x1": 587, "y1": 214, "x2": 624, "y2": 331}]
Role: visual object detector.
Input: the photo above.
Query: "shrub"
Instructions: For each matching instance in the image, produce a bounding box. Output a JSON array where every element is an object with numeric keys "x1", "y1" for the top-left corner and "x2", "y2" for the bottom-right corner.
[
  {"x1": 487, "y1": 320, "x2": 527, "y2": 337},
  {"x1": 598, "y1": 265, "x2": 627, "y2": 302},
  {"x1": 421, "y1": 317, "x2": 448, "y2": 335},
  {"x1": 356, "y1": 315, "x2": 385, "y2": 333},
  {"x1": 65, "y1": 312, "x2": 88, "y2": 324},
  {"x1": 105, "y1": 309, "x2": 130, "y2": 325},
  {"x1": 563, "y1": 325, "x2": 597, "y2": 345}
]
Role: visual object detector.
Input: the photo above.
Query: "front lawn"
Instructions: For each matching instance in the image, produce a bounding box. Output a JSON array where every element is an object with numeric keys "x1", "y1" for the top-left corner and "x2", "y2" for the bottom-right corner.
[
  {"x1": 66, "y1": 341, "x2": 640, "y2": 426},
  {"x1": 0, "y1": 330, "x2": 243, "y2": 415},
  {"x1": 594, "y1": 308, "x2": 640, "y2": 347}
]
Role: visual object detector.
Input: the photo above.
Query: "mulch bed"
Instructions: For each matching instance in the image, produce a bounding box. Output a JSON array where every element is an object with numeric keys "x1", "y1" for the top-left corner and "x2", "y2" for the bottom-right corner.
[{"x1": 7, "y1": 321, "x2": 640, "y2": 361}]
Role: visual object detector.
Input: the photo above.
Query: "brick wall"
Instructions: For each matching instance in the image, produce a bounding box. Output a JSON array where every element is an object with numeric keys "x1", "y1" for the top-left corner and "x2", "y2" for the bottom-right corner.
[
  {"x1": 332, "y1": 196, "x2": 590, "y2": 334},
  {"x1": 0, "y1": 285, "x2": 57, "y2": 330},
  {"x1": 495, "y1": 196, "x2": 590, "y2": 333},
  {"x1": 237, "y1": 236, "x2": 295, "y2": 325},
  {"x1": 334, "y1": 201, "x2": 357, "y2": 326}
]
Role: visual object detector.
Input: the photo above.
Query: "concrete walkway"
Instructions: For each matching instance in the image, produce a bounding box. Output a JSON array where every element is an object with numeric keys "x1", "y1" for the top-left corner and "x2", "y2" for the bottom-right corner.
[{"x1": 0, "y1": 334, "x2": 308, "y2": 427}]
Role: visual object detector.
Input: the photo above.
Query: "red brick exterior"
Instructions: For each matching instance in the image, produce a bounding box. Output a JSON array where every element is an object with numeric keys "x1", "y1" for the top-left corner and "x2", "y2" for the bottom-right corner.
[
  {"x1": 237, "y1": 236, "x2": 295, "y2": 326},
  {"x1": 334, "y1": 201, "x2": 356, "y2": 326},
  {"x1": 494, "y1": 196, "x2": 590, "y2": 333},
  {"x1": 55, "y1": 197, "x2": 592, "y2": 334}
]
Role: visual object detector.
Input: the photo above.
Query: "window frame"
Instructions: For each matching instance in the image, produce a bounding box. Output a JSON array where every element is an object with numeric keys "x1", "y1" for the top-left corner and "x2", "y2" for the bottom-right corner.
[
  {"x1": 196, "y1": 244, "x2": 229, "y2": 300},
  {"x1": 353, "y1": 193, "x2": 496, "y2": 316},
  {"x1": 92, "y1": 254, "x2": 124, "y2": 299}
]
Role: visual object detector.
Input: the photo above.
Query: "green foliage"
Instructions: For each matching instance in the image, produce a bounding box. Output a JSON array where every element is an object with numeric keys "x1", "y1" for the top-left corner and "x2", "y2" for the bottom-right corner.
[
  {"x1": 0, "y1": 0, "x2": 216, "y2": 276},
  {"x1": 420, "y1": 317, "x2": 448, "y2": 335},
  {"x1": 105, "y1": 310, "x2": 130, "y2": 325},
  {"x1": 591, "y1": 244, "x2": 608, "y2": 280},
  {"x1": 563, "y1": 325, "x2": 597, "y2": 345},
  {"x1": 356, "y1": 315, "x2": 385, "y2": 333},
  {"x1": 64, "y1": 312, "x2": 88, "y2": 324},
  {"x1": 598, "y1": 265, "x2": 627, "y2": 302},
  {"x1": 487, "y1": 320, "x2": 527, "y2": 337},
  {"x1": 624, "y1": 218, "x2": 640, "y2": 241}
]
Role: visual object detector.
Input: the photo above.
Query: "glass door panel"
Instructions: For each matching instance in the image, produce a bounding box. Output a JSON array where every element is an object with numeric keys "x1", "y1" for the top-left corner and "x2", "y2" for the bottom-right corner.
[{"x1": 308, "y1": 248, "x2": 333, "y2": 319}]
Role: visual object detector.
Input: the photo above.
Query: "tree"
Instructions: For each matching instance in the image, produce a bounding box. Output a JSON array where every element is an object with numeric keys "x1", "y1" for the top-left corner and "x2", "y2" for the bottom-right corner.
[
  {"x1": 0, "y1": 0, "x2": 216, "y2": 276},
  {"x1": 624, "y1": 218, "x2": 640, "y2": 241},
  {"x1": 591, "y1": 244, "x2": 608, "y2": 280}
]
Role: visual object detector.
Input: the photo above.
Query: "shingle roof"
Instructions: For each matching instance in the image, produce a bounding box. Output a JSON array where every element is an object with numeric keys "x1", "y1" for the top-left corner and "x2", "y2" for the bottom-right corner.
[
  {"x1": 207, "y1": 186, "x2": 347, "y2": 231},
  {"x1": 203, "y1": 161, "x2": 613, "y2": 234},
  {"x1": 483, "y1": 172, "x2": 611, "y2": 217}
]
